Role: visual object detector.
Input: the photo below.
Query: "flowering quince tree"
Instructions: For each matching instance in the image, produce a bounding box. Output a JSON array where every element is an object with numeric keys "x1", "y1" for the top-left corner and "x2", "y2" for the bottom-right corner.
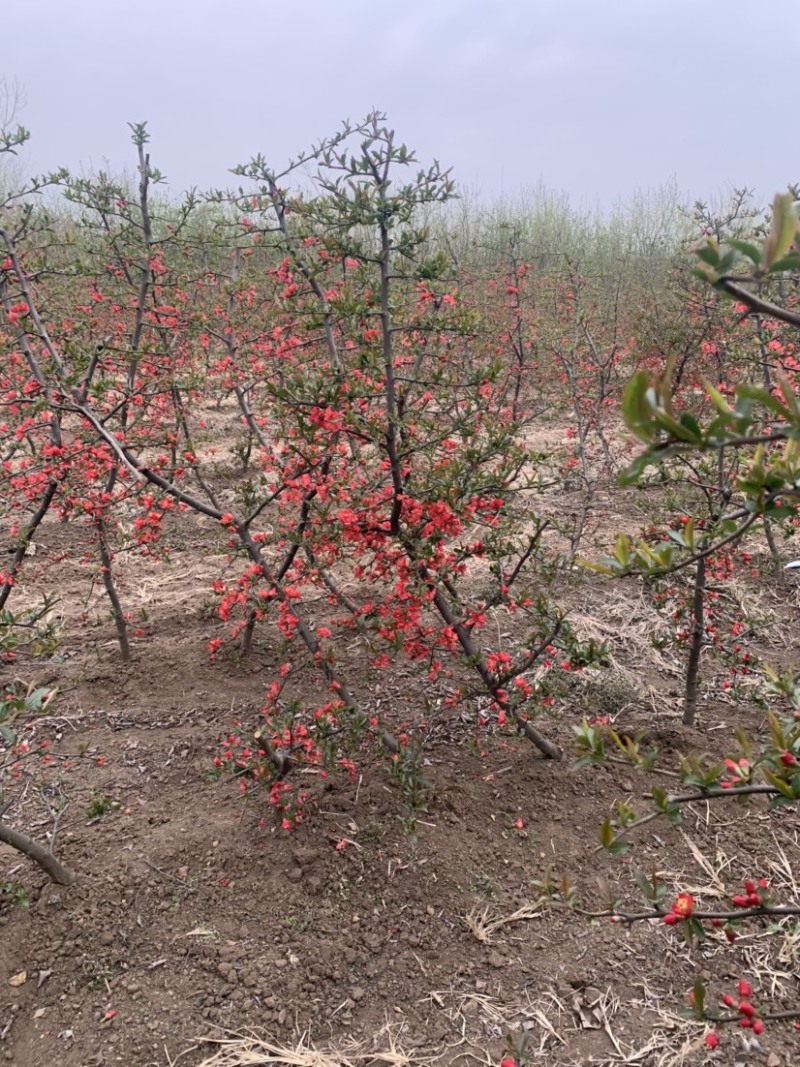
[
  {"x1": 576, "y1": 191, "x2": 800, "y2": 1046},
  {"x1": 0, "y1": 121, "x2": 215, "y2": 663},
  {"x1": 0, "y1": 112, "x2": 606, "y2": 850},
  {"x1": 205, "y1": 113, "x2": 609, "y2": 820}
]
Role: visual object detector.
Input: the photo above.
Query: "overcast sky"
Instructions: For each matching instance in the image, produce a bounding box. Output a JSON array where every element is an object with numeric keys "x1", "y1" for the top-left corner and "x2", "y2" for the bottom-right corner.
[{"x1": 3, "y1": 0, "x2": 798, "y2": 211}]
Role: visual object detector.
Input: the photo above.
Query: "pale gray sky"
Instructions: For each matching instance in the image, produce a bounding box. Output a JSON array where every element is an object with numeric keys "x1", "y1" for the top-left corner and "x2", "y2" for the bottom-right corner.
[{"x1": 4, "y1": 0, "x2": 798, "y2": 209}]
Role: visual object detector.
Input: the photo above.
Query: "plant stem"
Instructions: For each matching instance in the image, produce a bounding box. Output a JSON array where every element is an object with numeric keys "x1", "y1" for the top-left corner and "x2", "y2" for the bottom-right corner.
[{"x1": 0, "y1": 820, "x2": 77, "y2": 885}]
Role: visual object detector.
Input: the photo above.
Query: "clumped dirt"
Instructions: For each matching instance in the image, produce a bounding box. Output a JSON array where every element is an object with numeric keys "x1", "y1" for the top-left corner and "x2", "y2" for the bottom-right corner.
[{"x1": 2, "y1": 462, "x2": 800, "y2": 1067}]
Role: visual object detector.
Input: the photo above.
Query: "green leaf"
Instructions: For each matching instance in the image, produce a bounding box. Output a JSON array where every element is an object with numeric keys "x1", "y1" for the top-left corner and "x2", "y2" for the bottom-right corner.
[
  {"x1": 728, "y1": 239, "x2": 763, "y2": 265},
  {"x1": 703, "y1": 381, "x2": 733, "y2": 416},
  {"x1": 736, "y1": 383, "x2": 792, "y2": 421},
  {"x1": 761, "y1": 193, "x2": 799, "y2": 271},
  {"x1": 687, "y1": 917, "x2": 706, "y2": 943},
  {"x1": 632, "y1": 868, "x2": 656, "y2": 902},
  {"x1": 618, "y1": 451, "x2": 655, "y2": 486},
  {"x1": 695, "y1": 240, "x2": 720, "y2": 268},
  {"x1": 776, "y1": 373, "x2": 800, "y2": 421},
  {"x1": 716, "y1": 250, "x2": 737, "y2": 275},
  {"x1": 578, "y1": 558, "x2": 618, "y2": 576},
  {"x1": 762, "y1": 767, "x2": 794, "y2": 799},
  {"x1": 693, "y1": 264, "x2": 717, "y2": 284},
  {"x1": 679, "y1": 413, "x2": 702, "y2": 439},
  {"x1": 573, "y1": 754, "x2": 600, "y2": 769},
  {"x1": 622, "y1": 371, "x2": 655, "y2": 442},
  {"x1": 651, "y1": 407, "x2": 702, "y2": 443},
  {"x1": 768, "y1": 251, "x2": 800, "y2": 274},
  {"x1": 25, "y1": 687, "x2": 51, "y2": 713},
  {"x1": 613, "y1": 534, "x2": 632, "y2": 567},
  {"x1": 599, "y1": 819, "x2": 614, "y2": 850},
  {"x1": 692, "y1": 979, "x2": 706, "y2": 1016},
  {"x1": 639, "y1": 541, "x2": 673, "y2": 568}
]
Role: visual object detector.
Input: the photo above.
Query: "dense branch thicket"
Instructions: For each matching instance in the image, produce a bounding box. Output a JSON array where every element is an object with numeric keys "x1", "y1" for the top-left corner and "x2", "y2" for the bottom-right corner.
[{"x1": 1, "y1": 113, "x2": 799, "y2": 871}]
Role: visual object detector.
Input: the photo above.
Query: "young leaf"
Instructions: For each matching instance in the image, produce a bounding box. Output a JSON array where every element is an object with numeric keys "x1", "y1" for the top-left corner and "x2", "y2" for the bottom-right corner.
[
  {"x1": 703, "y1": 381, "x2": 733, "y2": 417},
  {"x1": 762, "y1": 767, "x2": 794, "y2": 799},
  {"x1": 651, "y1": 407, "x2": 702, "y2": 443},
  {"x1": 622, "y1": 371, "x2": 655, "y2": 442},
  {"x1": 613, "y1": 533, "x2": 632, "y2": 567},
  {"x1": 695, "y1": 240, "x2": 720, "y2": 268},
  {"x1": 761, "y1": 192, "x2": 799, "y2": 272},
  {"x1": 632, "y1": 867, "x2": 656, "y2": 902},
  {"x1": 775, "y1": 372, "x2": 800, "y2": 421},
  {"x1": 599, "y1": 818, "x2": 614, "y2": 850},
  {"x1": 692, "y1": 979, "x2": 706, "y2": 1017}
]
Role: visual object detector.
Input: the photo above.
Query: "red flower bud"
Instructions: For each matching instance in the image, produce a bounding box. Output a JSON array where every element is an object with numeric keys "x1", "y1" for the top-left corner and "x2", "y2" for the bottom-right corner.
[
  {"x1": 703, "y1": 1031, "x2": 719, "y2": 1049},
  {"x1": 737, "y1": 979, "x2": 752, "y2": 998},
  {"x1": 738, "y1": 1000, "x2": 755, "y2": 1017}
]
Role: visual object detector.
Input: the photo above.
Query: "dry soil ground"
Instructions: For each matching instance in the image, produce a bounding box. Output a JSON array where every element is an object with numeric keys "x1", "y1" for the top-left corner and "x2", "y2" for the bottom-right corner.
[{"x1": 1, "y1": 429, "x2": 800, "y2": 1067}]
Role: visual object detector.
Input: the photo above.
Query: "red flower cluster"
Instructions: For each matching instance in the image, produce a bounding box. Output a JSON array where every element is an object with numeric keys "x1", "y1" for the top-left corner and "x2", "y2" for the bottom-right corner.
[
  {"x1": 721, "y1": 980, "x2": 763, "y2": 1033},
  {"x1": 730, "y1": 878, "x2": 768, "y2": 909}
]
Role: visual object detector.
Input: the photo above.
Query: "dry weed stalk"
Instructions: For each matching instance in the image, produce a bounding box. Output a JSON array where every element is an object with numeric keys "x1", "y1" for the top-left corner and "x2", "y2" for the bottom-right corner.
[{"x1": 464, "y1": 901, "x2": 545, "y2": 943}]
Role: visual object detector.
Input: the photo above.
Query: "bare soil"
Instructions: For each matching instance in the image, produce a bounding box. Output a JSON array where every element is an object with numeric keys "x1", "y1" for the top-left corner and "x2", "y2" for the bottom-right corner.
[{"x1": 2, "y1": 458, "x2": 800, "y2": 1067}]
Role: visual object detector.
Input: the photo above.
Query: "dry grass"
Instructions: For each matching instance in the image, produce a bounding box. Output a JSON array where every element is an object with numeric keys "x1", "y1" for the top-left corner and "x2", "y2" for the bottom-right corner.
[
  {"x1": 426, "y1": 985, "x2": 568, "y2": 1058},
  {"x1": 463, "y1": 900, "x2": 545, "y2": 944},
  {"x1": 568, "y1": 586, "x2": 680, "y2": 681},
  {"x1": 194, "y1": 1026, "x2": 432, "y2": 1067}
]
